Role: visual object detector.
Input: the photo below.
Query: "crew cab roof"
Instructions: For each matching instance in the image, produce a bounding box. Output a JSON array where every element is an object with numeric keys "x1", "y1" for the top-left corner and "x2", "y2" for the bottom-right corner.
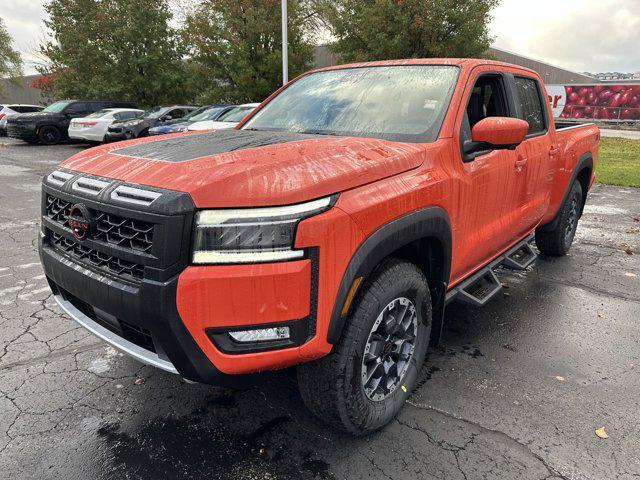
[{"x1": 307, "y1": 58, "x2": 541, "y2": 79}]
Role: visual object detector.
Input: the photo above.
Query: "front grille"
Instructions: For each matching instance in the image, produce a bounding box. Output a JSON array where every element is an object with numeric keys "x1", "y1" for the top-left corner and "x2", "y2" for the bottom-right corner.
[
  {"x1": 46, "y1": 194, "x2": 154, "y2": 253},
  {"x1": 51, "y1": 232, "x2": 145, "y2": 281}
]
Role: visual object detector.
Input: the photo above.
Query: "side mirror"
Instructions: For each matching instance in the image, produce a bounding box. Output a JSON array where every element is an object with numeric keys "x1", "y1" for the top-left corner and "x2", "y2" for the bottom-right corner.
[
  {"x1": 463, "y1": 117, "x2": 529, "y2": 161},
  {"x1": 162, "y1": 115, "x2": 173, "y2": 122}
]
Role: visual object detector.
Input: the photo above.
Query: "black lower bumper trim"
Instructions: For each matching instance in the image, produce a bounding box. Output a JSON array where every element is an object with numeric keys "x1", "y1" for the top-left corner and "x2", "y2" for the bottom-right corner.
[{"x1": 40, "y1": 240, "x2": 263, "y2": 387}]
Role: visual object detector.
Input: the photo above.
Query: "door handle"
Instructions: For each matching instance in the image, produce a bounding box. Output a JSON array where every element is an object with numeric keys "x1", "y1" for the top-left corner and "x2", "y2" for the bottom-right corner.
[
  {"x1": 515, "y1": 155, "x2": 528, "y2": 168},
  {"x1": 549, "y1": 146, "x2": 560, "y2": 156}
]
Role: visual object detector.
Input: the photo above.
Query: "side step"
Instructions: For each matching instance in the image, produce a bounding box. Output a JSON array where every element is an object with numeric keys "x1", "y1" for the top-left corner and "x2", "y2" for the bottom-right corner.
[
  {"x1": 445, "y1": 234, "x2": 536, "y2": 307},
  {"x1": 453, "y1": 268, "x2": 502, "y2": 307},
  {"x1": 503, "y1": 242, "x2": 537, "y2": 270}
]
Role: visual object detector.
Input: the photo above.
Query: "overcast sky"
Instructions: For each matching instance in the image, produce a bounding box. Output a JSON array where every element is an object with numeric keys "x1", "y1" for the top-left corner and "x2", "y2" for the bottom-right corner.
[{"x1": 1, "y1": 0, "x2": 639, "y2": 75}]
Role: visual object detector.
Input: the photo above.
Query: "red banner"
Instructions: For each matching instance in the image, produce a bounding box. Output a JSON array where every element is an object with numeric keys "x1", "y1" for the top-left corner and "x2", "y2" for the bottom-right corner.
[{"x1": 546, "y1": 84, "x2": 640, "y2": 120}]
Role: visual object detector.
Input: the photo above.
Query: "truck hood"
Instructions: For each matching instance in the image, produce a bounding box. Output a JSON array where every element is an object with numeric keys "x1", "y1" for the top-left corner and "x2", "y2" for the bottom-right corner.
[{"x1": 60, "y1": 129, "x2": 428, "y2": 207}]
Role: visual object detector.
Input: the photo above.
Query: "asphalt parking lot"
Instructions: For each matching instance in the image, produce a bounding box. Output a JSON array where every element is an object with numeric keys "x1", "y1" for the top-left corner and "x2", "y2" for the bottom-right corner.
[{"x1": 0, "y1": 137, "x2": 639, "y2": 480}]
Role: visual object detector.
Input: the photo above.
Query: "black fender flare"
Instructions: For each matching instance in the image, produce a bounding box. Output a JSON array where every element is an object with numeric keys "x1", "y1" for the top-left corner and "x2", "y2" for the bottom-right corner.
[
  {"x1": 539, "y1": 152, "x2": 593, "y2": 232},
  {"x1": 326, "y1": 206, "x2": 452, "y2": 344}
]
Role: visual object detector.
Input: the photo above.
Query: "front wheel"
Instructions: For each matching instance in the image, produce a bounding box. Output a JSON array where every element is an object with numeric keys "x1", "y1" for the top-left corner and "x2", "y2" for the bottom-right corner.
[
  {"x1": 535, "y1": 180, "x2": 583, "y2": 256},
  {"x1": 297, "y1": 258, "x2": 432, "y2": 435}
]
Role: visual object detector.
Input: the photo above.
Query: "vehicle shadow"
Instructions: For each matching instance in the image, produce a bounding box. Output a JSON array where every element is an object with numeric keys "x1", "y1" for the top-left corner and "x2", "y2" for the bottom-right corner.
[{"x1": 92, "y1": 268, "x2": 569, "y2": 479}]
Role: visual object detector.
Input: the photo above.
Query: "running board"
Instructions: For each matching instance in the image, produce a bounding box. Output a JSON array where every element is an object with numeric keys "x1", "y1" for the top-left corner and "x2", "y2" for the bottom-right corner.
[{"x1": 445, "y1": 234, "x2": 536, "y2": 307}]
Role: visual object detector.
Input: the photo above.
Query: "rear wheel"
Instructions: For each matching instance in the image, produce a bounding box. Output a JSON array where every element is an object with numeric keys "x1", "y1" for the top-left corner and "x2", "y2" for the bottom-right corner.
[
  {"x1": 297, "y1": 258, "x2": 431, "y2": 435},
  {"x1": 535, "y1": 180, "x2": 583, "y2": 256},
  {"x1": 38, "y1": 126, "x2": 62, "y2": 145}
]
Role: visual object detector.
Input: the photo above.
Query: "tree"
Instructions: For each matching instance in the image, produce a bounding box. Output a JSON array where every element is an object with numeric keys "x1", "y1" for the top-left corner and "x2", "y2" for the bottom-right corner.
[
  {"x1": 319, "y1": 0, "x2": 499, "y2": 62},
  {"x1": 40, "y1": 0, "x2": 191, "y2": 107},
  {"x1": 182, "y1": 0, "x2": 317, "y2": 103},
  {"x1": 0, "y1": 17, "x2": 23, "y2": 92}
]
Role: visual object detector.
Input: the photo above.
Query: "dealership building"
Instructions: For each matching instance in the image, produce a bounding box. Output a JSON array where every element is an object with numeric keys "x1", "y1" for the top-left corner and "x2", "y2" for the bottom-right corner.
[{"x1": 314, "y1": 45, "x2": 598, "y2": 85}]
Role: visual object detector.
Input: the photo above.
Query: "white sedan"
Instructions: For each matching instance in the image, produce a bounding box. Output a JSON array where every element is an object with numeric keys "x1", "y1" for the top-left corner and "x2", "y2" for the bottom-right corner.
[
  {"x1": 188, "y1": 103, "x2": 260, "y2": 131},
  {"x1": 68, "y1": 108, "x2": 144, "y2": 143}
]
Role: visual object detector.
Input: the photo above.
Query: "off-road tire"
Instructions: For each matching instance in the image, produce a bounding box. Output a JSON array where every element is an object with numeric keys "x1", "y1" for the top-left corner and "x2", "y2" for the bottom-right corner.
[
  {"x1": 297, "y1": 258, "x2": 432, "y2": 435},
  {"x1": 535, "y1": 180, "x2": 583, "y2": 256},
  {"x1": 38, "y1": 126, "x2": 62, "y2": 145}
]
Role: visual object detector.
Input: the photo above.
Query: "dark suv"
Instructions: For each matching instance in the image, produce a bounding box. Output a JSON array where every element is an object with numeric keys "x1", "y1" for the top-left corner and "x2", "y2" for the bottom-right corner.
[{"x1": 6, "y1": 100, "x2": 137, "y2": 145}]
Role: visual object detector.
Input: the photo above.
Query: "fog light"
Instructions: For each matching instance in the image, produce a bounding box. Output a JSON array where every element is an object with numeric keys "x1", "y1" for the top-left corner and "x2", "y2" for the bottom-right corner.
[{"x1": 228, "y1": 327, "x2": 290, "y2": 343}]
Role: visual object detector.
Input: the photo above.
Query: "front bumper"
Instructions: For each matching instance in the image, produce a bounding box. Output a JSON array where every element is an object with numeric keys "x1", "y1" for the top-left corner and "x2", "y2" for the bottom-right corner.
[
  {"x1": 104, "y1": 131, "x2": 131, "y2": 142},
  {"x1": 6, "y1": 124, "x2": 37, "y2": 141},
  {"x1": 39, "y1": 232, "x2": 256, "y2": 385},
  {"x1": 38, "y1": 170, "x2": 361, "y2": 383}
]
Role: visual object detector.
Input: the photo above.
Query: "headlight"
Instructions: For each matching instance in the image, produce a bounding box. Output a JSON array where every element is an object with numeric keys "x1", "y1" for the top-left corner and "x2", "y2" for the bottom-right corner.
[{"x1": 192, "y1": 195, "x2": 336, "y2": 264}]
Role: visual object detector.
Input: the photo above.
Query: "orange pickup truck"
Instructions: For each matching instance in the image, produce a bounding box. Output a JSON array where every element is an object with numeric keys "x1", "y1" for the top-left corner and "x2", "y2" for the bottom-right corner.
[{"x1": 39, "y1": 59, "x2": 599, "y2": 434}]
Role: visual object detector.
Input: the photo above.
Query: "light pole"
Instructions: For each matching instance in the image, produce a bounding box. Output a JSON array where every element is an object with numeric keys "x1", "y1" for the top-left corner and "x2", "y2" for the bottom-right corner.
[{"x1": 281, "y1": 0, "x2": 288, "y2": 85}]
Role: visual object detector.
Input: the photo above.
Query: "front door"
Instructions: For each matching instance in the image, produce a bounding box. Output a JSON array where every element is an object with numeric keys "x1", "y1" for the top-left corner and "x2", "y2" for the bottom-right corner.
[{"x1": 450, "y1": 71, "x2": 521, "y2": 283}]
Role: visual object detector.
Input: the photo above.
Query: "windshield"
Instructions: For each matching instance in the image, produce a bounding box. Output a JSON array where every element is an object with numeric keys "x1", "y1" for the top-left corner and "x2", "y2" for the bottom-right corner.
[
  {"x1": 243, "y1": 66, "x2": 459, "y2": 142},
  {"x1": 86, "y1": 109, "x2": 112, "y2": 119},
  {"x1": 143, "y1": 106, "x2": 169, "y2": 118},
  {"x1": 189, "y1": 106, "x2": 228, "y2": 122},
  {"x1": 218, "y1": 106, "x2": 255, "y2": 123},
  {"x1": 43, "y1": 101, "x2": 72, "y2": 113}
]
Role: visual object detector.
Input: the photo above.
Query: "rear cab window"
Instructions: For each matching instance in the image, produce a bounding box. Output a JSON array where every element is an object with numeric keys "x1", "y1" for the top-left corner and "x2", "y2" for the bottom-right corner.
[{"x1": 514, "y1": 76, "x2": 547, "y2": 135}]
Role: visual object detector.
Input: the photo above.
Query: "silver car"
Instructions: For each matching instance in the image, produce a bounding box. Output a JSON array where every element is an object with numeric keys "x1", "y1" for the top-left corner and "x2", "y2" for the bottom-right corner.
[{"x1": 0, "y1": 104, "x2": 44, "y2": 135}]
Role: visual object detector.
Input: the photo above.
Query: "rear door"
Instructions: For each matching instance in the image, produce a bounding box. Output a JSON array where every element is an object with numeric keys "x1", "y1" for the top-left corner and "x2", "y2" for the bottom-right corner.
[
  {"x1": 451, "y1": 69, "x2": 522, "y2": 280},
  {"x1": 510, "y1": 75, "x2": 555, "y2": 236}
]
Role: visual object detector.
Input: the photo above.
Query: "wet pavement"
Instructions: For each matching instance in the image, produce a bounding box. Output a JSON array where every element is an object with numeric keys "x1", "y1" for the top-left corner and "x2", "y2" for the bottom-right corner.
[{"x1": 0, "y1": 137, "x2": 639, "y2": 480}]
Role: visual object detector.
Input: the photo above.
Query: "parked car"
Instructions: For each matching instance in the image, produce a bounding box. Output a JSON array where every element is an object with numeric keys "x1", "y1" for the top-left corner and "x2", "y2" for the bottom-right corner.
[
  {"x1": 149, "y1": 104, "x2": 234, "y2": 136},
  {"x1": 105, "y1": 105, "x2": 199, "y2": 142},
  {"x1": 187, "y1": 103, "x2": 260, "y2": 131},
  {"x1": 0, "y1": 104, "x2": 44, "y2": 136},
  {"x1": 6, "y1": 100, "x2": 137, "y2": 145},
  {"x1": 68, "y1": 108, "x2": 145, "y2": 144},
  {"x1": 39, "y1": 59, "x2": 600, "y2": 435}
]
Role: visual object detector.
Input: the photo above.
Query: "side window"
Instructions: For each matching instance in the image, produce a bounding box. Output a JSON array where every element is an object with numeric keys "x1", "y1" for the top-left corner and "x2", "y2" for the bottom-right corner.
[
  {"x1": 169, "y1": 109, "x2": 186, "y2": 119},
  {"x1": 460, "y1": 74, "x2": 510, "y2": 146},
  {"x1": 66, "y1": 102, "x2": 87, "y2": 114},
  {"x1": 514, "y1": 77, "x2": 546, "y2": 134},
  {"x1": 119, "y1": 111, "x2": 138, "y2": 121}
]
